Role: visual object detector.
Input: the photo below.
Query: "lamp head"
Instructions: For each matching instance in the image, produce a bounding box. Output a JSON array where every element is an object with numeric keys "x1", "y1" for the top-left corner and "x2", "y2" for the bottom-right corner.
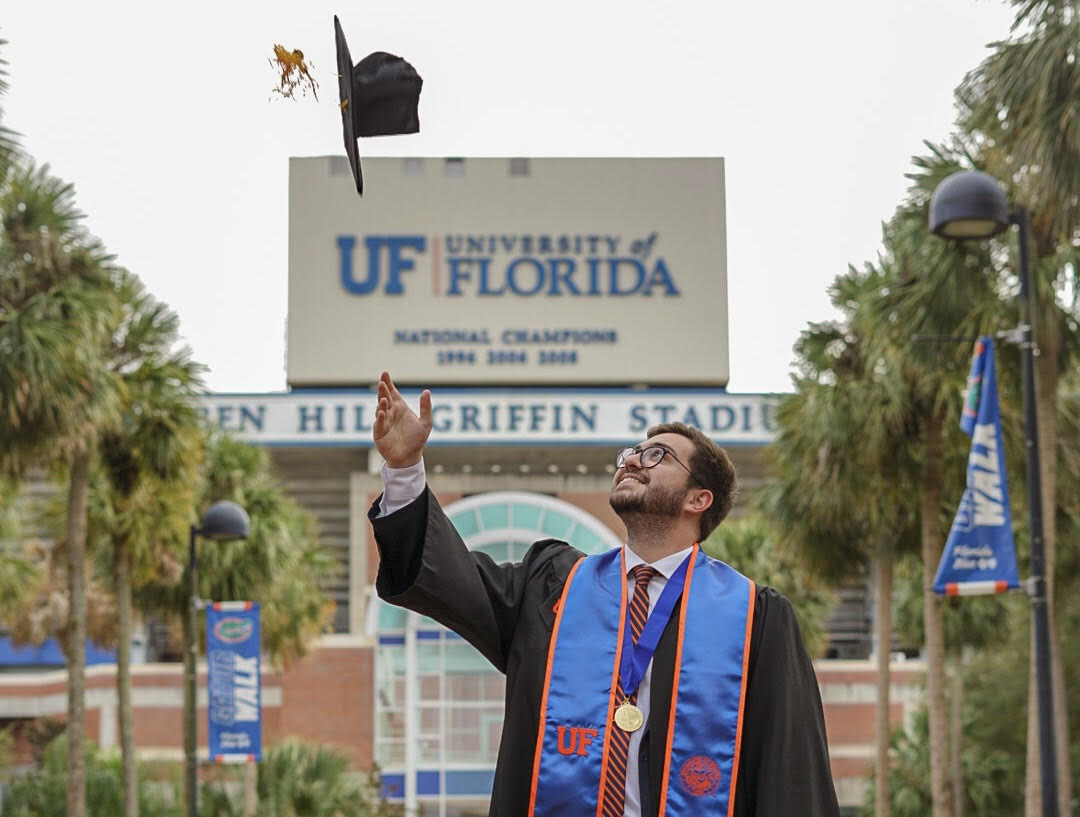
[
  {"x1": 198, "y1": 501, "x2": 250, "y2": 541},
  {"x1": 929, "y1": 170, "x2": 1011, "y2": 240}
]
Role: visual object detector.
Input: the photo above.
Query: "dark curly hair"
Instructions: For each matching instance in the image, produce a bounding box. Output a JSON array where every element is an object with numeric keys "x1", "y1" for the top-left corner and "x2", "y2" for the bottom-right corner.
[{"x1": 647, "y1": 422, "x2": 737, "y2": 541}]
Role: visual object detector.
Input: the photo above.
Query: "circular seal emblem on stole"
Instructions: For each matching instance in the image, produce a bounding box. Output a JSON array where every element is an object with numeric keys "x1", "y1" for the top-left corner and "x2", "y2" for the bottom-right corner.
[{"x1": 679, "y1": 755, "x2": 722, "y2": 797}]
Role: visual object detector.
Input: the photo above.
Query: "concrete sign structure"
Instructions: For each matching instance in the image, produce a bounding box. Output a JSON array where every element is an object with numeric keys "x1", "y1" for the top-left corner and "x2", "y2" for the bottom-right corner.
[{"x1": 288, "y1": 157, "x2": 728, "y2": 387}]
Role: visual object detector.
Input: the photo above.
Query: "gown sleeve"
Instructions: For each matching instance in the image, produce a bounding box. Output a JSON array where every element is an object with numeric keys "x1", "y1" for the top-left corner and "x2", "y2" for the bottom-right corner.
[{"x1": 733, "y1": 587, "x2": 841, "y2": 817}]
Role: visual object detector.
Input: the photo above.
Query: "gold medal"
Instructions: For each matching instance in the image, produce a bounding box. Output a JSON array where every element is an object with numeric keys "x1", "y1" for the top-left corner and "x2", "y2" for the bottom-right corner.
[{"x1": 614, "y1": 701, "x2": 645, "y2": 732}]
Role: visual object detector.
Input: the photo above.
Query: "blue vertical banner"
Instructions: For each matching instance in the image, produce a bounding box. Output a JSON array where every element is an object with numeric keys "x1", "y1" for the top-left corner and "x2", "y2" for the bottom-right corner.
[
  {"x1": 934, "y1": 337, "x2": 1021, "y2": 596},
  {"x1": 206, "y1": 601, "x2": 262, "y2": 762}
]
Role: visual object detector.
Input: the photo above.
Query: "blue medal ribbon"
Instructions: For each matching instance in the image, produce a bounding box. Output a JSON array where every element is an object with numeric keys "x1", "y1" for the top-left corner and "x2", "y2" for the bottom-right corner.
[{"x1": 618, "y1": 554, "x2": 691, "y2": 698}]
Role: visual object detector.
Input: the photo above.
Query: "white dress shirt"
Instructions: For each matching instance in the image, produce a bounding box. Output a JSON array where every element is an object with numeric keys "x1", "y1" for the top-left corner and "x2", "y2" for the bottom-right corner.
[
  {"x1": 377, "y1": 460, "x2": 692, "y2": 817},
  {"x1": 620, "y1": 545, "x2": 693, "y2": 817}
]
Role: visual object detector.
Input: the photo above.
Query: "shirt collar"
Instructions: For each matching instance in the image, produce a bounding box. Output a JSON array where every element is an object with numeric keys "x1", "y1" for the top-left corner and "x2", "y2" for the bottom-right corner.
[{"x1": 623, "y1": 544, "x2": 695, "y2": 580}]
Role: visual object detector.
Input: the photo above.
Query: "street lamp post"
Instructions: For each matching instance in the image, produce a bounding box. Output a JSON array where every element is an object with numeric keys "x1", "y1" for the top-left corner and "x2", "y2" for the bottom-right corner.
[
  {"x1": 929, "y1": 170, "x2": 1058, "y2": 817},
  {"x1": 185, "y1": 501, "x2": 251, "y2": 817}
]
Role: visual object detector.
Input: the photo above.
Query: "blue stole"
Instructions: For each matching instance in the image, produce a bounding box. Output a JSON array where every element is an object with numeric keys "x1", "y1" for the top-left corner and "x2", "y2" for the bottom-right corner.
[{"x1": 528, "y1": 544, "x2": 755, "y2": 817}]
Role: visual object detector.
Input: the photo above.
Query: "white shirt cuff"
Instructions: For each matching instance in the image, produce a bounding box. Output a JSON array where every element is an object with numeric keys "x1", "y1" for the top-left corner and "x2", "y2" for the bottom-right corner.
[{"x1": 378, "y1": 460, "x2": 427, "y2": 517}]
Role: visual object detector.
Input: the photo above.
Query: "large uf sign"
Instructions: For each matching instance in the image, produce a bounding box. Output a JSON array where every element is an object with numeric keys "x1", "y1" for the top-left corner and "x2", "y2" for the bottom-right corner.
[
  {"x1": 287, "y1": 157, "x2": 729, "y2": 388},
  {"x1": 207, "y1": 602, "x2": 262, "y2": 762}
]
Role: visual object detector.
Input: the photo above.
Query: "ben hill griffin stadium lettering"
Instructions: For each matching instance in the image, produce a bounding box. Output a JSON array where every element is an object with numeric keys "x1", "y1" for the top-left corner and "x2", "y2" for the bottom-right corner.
[{"x1": 198, "y1": 394, "x2": 780, "y2": 446}]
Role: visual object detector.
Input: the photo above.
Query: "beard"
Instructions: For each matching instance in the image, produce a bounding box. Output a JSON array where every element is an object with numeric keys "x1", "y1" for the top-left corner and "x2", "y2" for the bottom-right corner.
[{"x1": 609, "y1": 476, "x2": 686, "y2": 522}]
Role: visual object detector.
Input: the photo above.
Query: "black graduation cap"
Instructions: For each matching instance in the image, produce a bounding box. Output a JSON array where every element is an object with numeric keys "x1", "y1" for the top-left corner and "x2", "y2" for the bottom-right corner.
[{"x1": 334, "y1": 15, "x2": 423, "y2": 196}]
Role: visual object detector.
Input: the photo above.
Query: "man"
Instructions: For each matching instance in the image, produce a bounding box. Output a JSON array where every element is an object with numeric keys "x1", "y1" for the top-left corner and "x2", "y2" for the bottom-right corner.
[{"x1": 370, "y1": 371, "x2": 840, "y2": 817}]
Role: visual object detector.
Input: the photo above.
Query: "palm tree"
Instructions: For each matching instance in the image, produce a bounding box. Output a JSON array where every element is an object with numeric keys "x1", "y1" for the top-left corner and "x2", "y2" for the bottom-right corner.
[
  {"x1": 958, "y1": 0, "x2": 1080, "y2": 244},
  {"x1": 0, "y1": 152, "x2": 122, "y2": 817},
  {"x1": 764, "y1": 270, "x2": 923, "y2": 817},
  {"x1": 88, "y1": 270, "x2": 205, "y2": 817},
  {"x1": 858, "y1": 145, "x2": 1022, "y2": 817},
  {"x1": 957, "y1": 5, "x2": 1080, "y2": 808},
  {"x1": 134, "y1": 433, "x2": 336, "y2": 815},
  {"x1": 770, "y1": 160, "x2": 1010, "y2": 817},
  {"x1": 0, "y1": 45, "x2": 129, "y2": 817}
]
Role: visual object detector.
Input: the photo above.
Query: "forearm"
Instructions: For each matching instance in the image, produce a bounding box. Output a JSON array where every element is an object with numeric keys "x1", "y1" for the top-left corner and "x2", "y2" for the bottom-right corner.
[
  {"x1": 369, "y1": 459, "x2": 433, "y2": 598},
  {"x1": 371, "y1": 482, "x2": 512, "y2": 670}
]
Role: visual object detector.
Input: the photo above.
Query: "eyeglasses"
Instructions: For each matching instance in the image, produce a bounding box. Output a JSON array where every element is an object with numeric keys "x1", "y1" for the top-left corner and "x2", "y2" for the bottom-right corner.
[{"x1": 615, "y1": 444, "x2": 705, "y2": 487}]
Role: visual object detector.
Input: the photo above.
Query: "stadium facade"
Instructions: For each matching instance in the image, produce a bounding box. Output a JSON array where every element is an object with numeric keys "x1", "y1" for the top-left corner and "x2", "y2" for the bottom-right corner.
[{"x1": 0, "y1": 158, "x2": 923, "y2": 814}]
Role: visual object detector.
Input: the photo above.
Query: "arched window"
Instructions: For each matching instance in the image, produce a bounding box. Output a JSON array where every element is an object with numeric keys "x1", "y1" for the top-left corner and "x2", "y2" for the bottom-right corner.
[{"x1": 373, "y1": 492, "x2": 621, "y2": 813}]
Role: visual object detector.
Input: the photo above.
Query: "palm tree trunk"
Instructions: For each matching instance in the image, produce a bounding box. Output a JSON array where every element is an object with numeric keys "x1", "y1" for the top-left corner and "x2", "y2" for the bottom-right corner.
[
  {"x1": 875, "y1": 542, "x2": 893, "y2": 817},
  {"x1": 66, "y1": 447, "x2": 91, "y2": 817},
  {"x1": 1048, "y1": 607, "x2": 1069, "y2": 817},
  {"x1": 921, "y1": 409, "x2": 951, "y2": 817},
  {"x1": 1025, "y1": 651, "x2": 1038, "y2": 817},
  {"x1": 243, "y1": 760, "x2": 257, "y2": 817},
  {"x1": 116, "y1": 538, "x2": 138, "y2": 817},
  {"x1": 949, "y1": 652, "x2": 964, "y2": 817},
  {"x1": 183, "y1": 571, "x2": 197, "y2": 817}
]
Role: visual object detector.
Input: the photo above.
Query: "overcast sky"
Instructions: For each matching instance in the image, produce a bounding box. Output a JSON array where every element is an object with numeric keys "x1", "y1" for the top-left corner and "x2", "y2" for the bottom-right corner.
[{"x1": 2, "y1": 0, "x2": 1016, "y2": 394}]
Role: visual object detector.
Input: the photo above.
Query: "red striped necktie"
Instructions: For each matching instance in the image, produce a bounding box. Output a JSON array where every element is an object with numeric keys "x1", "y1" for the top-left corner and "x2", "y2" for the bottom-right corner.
[{"x1": 600, "y1": 564, "x2": 657, "y2": 817}]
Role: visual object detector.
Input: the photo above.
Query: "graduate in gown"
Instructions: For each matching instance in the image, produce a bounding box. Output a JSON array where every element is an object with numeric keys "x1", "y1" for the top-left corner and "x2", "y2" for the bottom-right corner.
[{"x1": 369, "y1": 372, "x2": 840, "y2": 817}]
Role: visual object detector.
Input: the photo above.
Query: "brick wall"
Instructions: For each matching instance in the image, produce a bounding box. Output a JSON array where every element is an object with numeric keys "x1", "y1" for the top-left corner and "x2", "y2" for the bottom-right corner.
[{"x1": 0, "y1": 642, "x2": 924, "y2": 810}]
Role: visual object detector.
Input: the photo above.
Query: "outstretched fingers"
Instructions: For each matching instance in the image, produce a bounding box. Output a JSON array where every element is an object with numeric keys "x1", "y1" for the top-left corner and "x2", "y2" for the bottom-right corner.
[
  {"x1": 418, "y1": 389, "x2": 433, "y2": 430},
  {"x1": 379, "y1": 371, "x2": 402, "y2": 403},
  {"x1": 374, "y1": 372, "x2": 401, "y2": 437}
]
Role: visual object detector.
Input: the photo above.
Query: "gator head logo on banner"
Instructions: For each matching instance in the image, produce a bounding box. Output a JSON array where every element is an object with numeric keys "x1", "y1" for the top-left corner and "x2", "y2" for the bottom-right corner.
[
  {"x1": 213, "y1": 617, "x2": 254, "y2": 644},
  {"x1": 960, "y1": 338, "x2": 985, "y2": 431}
]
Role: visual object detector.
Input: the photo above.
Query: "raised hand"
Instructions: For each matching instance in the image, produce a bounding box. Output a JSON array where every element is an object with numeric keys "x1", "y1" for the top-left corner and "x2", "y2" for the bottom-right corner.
[{"x1": 373, "y1": 371, "x2": 433, "y2": 468}]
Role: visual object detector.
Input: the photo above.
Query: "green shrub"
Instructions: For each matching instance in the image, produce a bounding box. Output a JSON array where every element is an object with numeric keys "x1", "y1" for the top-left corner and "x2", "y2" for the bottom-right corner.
[
  {"x1": 2, "y1": 734, "x2": 182, "y2": 817},
  {"x1": 199, "y1": 739, "x2": 396, "y2": 817}
]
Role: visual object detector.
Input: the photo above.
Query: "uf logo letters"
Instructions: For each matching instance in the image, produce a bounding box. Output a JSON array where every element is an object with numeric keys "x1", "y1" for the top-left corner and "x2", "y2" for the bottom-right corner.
[
  {"x1": 338, "y1": 235, "x2": 426, "y2": 295},
  {"x1": 556, "y1": 726, "x2": 599, "y2": 756}
]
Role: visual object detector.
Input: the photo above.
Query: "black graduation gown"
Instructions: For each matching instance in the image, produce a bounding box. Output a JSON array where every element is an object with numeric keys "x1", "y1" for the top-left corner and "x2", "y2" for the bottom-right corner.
[{"x1": 371, "y1": 487, "x2": 841, "y2": 817}]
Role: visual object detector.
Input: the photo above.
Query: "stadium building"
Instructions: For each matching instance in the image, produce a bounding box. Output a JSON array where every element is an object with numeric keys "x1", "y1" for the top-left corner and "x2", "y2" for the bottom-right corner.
[{"x1": 1, "y1": 158, "x2": 924, "y2": 815}]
